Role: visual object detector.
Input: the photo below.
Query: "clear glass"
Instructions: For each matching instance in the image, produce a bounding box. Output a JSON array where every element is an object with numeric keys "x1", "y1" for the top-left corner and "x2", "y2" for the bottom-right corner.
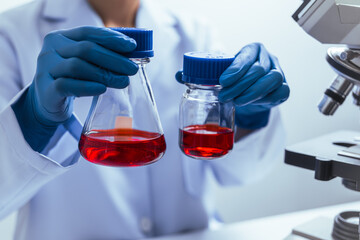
[
  {"x1": 79, "y1": 58, "x2": 166, "y2": 167},
  {"x1": 179, "y1": 84, "x2": 235, "y2": 160}
]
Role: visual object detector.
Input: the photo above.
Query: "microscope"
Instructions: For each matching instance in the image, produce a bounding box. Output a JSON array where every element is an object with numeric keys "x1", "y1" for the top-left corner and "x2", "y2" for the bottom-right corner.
[{"x1": 285, "y1": 0, "x2": 360, "y2": 239}]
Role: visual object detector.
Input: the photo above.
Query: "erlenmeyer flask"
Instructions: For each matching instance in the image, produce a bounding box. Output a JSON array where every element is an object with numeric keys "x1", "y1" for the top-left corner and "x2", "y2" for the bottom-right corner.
[{"x1": 79, "y1": 28, "x2": 166, "y2": 167}]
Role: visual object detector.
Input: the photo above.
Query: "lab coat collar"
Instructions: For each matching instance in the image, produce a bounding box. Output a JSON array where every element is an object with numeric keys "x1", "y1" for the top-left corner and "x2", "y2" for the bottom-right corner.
[
  {"x1": 42, "y1": 0, "x2": 177, "y2": 28},
  {"x1": 136, "y1": 0, "x2": 177, "y2": 28},
  {"x1": 42, "y1": 0, "x2": 83, "y2": 21}
]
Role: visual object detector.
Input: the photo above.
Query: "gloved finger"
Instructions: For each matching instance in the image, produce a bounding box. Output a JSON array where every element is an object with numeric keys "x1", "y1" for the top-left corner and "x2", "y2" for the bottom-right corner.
[
  {"x1": 41, "y1": 31, "x2": 77, "y2": 52},
  {"x1": 56, "y1": 40, "x2": 138, "y2": 75},
  {"x1": 251, "y1": 83, "x2": 290, "y2": 107},
  {"x1": 175, "y1": 71, "x2": 184, "y2": 84},
  {"x1": 219, "y1": 62, "x2": 267, "y2": 102},
  {"x1": 59, "y1": 26, "x2": 137, "y2": 53},
  {"x1": 219, "y1": 43, "x2": 259, "y2": 87},
  {"x1": 258, "y1": 43, "x2": 272, "y2": 73},
  {"x1": 270, "y1": 54, "x2": 286, "y2": 82},
  {"x1": 232, "y1": 69, "x2": 284, "y2": 106},
  {"x1": 50, "y1": 57, "x2": 130, "y2": 89},
  {"x1": 235, "y1": 104, "x2": 269, "y2": 114},
  {"x1": 52, "y1": 78, "x2": 107, "y2": 98}
]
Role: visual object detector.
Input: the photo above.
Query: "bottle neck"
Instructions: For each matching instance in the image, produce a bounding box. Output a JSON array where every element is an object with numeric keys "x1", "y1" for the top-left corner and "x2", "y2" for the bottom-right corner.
[
  {"x1": 131, "y1": 58, "x2": 151, "y2": 65},
  {"x1": 186, "y1": 83, "x2": 222, "y2": 92},
  {"x1": 184, "y1": 84, "x2": 222, "y2": 103}
]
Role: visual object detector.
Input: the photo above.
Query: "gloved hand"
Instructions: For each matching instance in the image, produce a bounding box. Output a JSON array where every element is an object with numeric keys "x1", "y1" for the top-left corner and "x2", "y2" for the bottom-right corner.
[
  {"x1": 218, "y1": 43, "x2": 290, "y2": 129},
  {"x1": 12, "y1": 26, "x2": 139, "y2": 152}
]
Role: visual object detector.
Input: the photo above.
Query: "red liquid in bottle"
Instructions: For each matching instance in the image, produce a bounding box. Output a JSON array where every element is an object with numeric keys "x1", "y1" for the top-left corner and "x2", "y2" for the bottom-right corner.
[
  {"x1": 179, "y1": 124, "x2": 234, "y2": 159},
  {"x1": 79, "y1": 129, "x2": 166, "y2": 167}
]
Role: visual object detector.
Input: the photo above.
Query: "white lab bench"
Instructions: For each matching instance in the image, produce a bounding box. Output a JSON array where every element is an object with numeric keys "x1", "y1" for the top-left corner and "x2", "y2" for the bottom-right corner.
[
  {"x1": 2, "y1": 201, "x2": 360, "y2": 239},
  {"x1": 147, "y1": 201, "x2": 360, "y2": 240}
]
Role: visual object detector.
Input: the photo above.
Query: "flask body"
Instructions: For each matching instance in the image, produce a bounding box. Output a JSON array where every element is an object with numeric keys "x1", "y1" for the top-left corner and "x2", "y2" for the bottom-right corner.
[{"x1": 79, "y1": 58, "x2": 166, "y2": 167}]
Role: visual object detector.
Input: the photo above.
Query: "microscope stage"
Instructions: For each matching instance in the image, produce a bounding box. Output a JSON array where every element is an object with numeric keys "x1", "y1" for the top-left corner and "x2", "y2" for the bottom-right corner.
[{"x1": 285, "y1": 130, "x2": 360, "y2": 185}]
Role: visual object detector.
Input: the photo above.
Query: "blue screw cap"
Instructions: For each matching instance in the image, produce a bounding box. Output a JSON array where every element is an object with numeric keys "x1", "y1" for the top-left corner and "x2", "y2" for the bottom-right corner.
[
  {"x1": 182, "y1": 52, "x2": 235, "y2": 85},
  {"x1": 111, "y1": 28, "x2": 154, "y2": 58}
]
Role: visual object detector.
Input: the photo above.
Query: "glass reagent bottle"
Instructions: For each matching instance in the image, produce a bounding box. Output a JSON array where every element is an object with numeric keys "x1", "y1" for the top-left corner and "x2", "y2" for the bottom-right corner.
[{"x1": 179, "y1": 52, "x2": 235, "y2": 160}]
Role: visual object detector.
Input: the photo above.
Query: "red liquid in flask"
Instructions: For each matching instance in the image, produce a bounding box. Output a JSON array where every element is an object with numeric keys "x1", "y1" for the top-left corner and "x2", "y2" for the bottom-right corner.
[
  {"x1": 179, "y1": 124, "x2": 234, "y2": 159},
  {"x1": 79, "y1": 129, "x2": 166, "y2": 167}
]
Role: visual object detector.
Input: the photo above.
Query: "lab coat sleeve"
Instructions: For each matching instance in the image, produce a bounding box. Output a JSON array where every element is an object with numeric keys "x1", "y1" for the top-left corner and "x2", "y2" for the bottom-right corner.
[
  {"x1": 207, "y1": 107, "x2": 285, "y2": 186},
  {"x1": 0, "y1": 31, "x2": 80, "y2": 220}
]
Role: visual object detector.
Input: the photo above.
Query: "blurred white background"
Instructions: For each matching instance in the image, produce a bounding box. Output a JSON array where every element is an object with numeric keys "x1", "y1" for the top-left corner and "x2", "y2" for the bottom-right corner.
[{"x1": 1, "y1": 0, "x2": 360, "y2": 239}]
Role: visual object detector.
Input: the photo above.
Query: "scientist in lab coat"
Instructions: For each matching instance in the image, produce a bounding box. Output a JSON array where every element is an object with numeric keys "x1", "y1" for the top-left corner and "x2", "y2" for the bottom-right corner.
[{"x1": 0, "y1": 0, "x2": 289, "y2": 239}]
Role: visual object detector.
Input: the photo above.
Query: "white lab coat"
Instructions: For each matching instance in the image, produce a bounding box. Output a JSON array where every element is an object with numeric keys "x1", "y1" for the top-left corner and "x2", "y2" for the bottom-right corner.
[{"x1": 0, "y1": 0, "x2": 285, "y2": 239}]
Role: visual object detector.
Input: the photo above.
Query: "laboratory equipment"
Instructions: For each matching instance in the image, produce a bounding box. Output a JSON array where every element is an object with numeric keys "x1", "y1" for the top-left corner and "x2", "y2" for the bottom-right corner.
[
  {"x1": 178, "y1": 52, "x2": 235, "y2": 160},
  {"x1": 79, "y1": 28, "x2": 166, "y2": 167},
  {"x1": 285, "y1": 1, "x2": 360, "y2": 239}
]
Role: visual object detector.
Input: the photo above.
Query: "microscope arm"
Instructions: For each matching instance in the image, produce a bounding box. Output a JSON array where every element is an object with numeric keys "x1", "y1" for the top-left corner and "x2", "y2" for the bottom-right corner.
[{"x1": 294, "y1": 0, "x2": 360, "y2": 47}]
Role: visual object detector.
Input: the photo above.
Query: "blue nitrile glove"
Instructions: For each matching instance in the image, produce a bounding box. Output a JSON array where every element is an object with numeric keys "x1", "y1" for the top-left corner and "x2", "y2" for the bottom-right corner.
[
  {"x1": 12, "y1": 26, "x2": 139, "y2": 152},
  {"x1": 218, "y1": 43, "x2": 290, "y2": 129}
]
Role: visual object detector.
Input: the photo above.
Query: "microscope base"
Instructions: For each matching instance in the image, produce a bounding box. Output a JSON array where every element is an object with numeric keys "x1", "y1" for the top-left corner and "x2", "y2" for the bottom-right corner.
[{"x1": 284, "y1": 217, "x2": 333, "y2": 240}]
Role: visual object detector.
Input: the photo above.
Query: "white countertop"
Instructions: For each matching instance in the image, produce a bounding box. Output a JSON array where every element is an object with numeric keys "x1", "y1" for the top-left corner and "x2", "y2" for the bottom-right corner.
[{"x1": 146, "y1": 201, "x2": 360, "y2": 240}]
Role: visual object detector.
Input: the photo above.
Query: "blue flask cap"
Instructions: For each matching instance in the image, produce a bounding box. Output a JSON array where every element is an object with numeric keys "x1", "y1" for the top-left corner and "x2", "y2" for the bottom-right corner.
[
  {"x1": 111, "y1": 28, "x2": 154, "y2": 58},
  {"x1": 182, "y1": 52, "x2": 235, "y2": 85}
]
